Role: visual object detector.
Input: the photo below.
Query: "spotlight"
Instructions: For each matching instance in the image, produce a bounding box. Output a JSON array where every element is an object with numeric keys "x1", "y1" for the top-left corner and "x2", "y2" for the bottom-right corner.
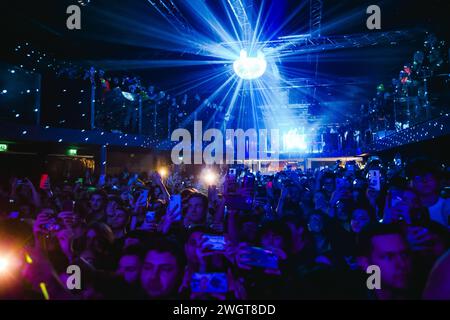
[
  {"x1": 158, "y1": 167, "x2": 168, "y2": 178},
  {"x1": 233, "y1": 49, "x2": 267, "y2": 80},
  {"x1": 202, "y1": 169, "x2": 217, "y2": 186},
  {"x1": 0, "y1": 257, "x2": 9, "y2": 273},
  {"x1": 283, "y1": 129, "x2": 307, "y2": 151}
]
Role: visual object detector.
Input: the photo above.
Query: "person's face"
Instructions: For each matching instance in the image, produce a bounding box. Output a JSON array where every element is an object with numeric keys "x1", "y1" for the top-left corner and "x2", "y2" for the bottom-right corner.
[
  {"x1": 117, "y1": 255, "x2": 141, "y2": 284},
  {"x1": 369, "y1": 234, "x2": 412, "y2": 290},
  {"x1": 322, "y1": 178, "x2": 335, "y2": 194},
  {"x1": 412, "y1": 173, "x2": 439, "y2": 196},
  {"x1": 106, "y1": 200, "x2": 118, "y2": 216},
  {"x1": 185, "y1": 231, "x2": 203, "y2": 264},
  {"x1": 107, "y1": 208, "x2": 128, "y2": 230},
  {"x1": 261, "y1": 231, "x2": 284, "y2": 251},
  {"x1": 350, "y1": 209, "x2": 371, "y2": 233},
  {"x1": 90, "y1": 195, "x2": 104, "y2": 212},
  {"x1": 140, "y1": 251, "x2": 180, "y2": 298},
  {"x1": 185, "y1": 197, "x2": 206, "y2": 225}
]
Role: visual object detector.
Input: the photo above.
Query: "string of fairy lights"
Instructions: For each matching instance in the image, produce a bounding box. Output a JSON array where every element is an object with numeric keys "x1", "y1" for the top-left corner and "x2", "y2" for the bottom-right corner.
[{"x1": 2, "y1": 38, "x2": 448, "y2": 153}]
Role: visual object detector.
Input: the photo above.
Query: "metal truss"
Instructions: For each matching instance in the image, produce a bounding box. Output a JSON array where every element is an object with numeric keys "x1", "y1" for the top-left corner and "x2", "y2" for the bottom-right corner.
[
  {"x1": 310, "y1": 0, "x2": 323, "y2": 37},
  {"x1": 227, "y1": 0, "x2": 253, "y2": 41},
  {"x1": 147, "y1": 0, "x2": 193, "y2": 34}
]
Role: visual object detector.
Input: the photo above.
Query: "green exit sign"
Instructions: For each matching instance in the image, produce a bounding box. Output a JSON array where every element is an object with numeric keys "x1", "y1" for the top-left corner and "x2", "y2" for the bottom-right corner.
[
  {"x1": 67, "y1": 148, "x2": 78, "y2": 156},
  {"x1": 0, "y1": 144, "x2": 8, "y2": 152}
]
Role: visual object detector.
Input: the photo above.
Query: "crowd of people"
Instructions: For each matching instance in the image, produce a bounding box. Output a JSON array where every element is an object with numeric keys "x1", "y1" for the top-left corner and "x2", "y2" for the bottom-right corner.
[{"x1": 0, "y1": 155, "x2": 448, "y2": 300}]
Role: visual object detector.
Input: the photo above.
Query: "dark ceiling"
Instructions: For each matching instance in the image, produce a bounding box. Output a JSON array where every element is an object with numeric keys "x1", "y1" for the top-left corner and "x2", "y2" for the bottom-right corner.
[{"x1": 1, "y1": 0, "x2": 449, "y2": 99}]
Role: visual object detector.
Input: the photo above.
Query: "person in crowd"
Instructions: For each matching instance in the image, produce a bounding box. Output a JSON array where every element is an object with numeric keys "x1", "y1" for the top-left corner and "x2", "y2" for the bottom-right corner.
[
  {"x1": 0, "y1": 155, "x2": 448, "y2": 300},
  {"x1": 183, "y1": 192, "x2": 209, "y2": 228},
  {"x1": 116, "y1": 245, "x2": 143, "y2": 286},
  {"x1": 407, "y1": 158, "x2": 449, "y2": 227},
  {"x1": 357, "y1": 224, "x2": 415, "y2": 299},
  {"x1": 88, "y1": 191, "x2": 107, "y2": 224},
  {"x1": 140, "y1": 237, "x2": 186, "y2": 299}
]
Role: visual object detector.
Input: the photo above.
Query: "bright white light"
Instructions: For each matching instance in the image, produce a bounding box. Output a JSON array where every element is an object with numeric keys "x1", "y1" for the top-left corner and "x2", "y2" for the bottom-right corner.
[
  {"x1": 0, "y1": 257, "x2": 10, "y2": 273},
  {"x1": 233, "y1": 50, "x2": 267, "y2": 80},
  {"x1": 202, "y1": 169, "x2": 217, "y2": 186},
  {"x1": 283, "y1": 129, "x2": 307, "y2": 151},
  {"x1": 122, "y1": 91, "x2": 135, "y2": 101}
]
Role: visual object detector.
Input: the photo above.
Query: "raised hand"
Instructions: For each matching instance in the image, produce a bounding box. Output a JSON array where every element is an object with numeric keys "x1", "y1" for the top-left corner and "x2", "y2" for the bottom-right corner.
[{"x1": 158, "y1": 203, "x2": 180, "y2": 234}]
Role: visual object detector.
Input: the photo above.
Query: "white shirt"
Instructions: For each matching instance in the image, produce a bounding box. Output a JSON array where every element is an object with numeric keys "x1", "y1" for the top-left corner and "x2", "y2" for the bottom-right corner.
[{"x1": 428, "y1": 197, "x2": 450, "y2": 227}]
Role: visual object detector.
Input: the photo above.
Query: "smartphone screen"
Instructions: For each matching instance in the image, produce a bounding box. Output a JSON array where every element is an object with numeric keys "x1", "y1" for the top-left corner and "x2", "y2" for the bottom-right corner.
[
  {"x1": 39, "y1": 174, "x2": 49, "y2": 189},
  {"x1": 191, "y1": 273, "x2": 228, "y2": 293},
  {"x1": 241, "y1": 247, "x2": 278, "y2": 269},
  {"x1": 169, "y1": 194, "x2": 182, "y2": 220},
  {"x1": 368, "y1": 170, "x2": 381, "y2": 191},
  {"x1": 202, "y1": 235, "x2": 226, "y2": 251}
]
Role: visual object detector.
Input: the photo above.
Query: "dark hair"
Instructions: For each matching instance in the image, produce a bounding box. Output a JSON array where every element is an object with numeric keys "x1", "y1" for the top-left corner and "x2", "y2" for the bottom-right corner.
[
  {"x1": 357, "y1": 223, "x2": 404, "y2": 257},
  {"x1": 120, "y1": 244, "x2": 145, "y2": 260},
  {"x1": 143, "y1": 236, "x2": 186, "y2": 270},
  {"x1": 352, "y1": 201, "x2": 376, "y2": 222},
  {"x1": 90, "y1": 190, "x2": 107, "y2": 202},
  {"x1": 187, "y1": 192, "x2": 208, "y2": 209},
  {"x1": 257, "y1": 219, "x2": 293, "y2": 254},
  {"x1": 321, "y1": 172, "x2": 336, "y2": 185},
  {"x1": 406, "y1": 157, "x2": 440, "y2": 179}
]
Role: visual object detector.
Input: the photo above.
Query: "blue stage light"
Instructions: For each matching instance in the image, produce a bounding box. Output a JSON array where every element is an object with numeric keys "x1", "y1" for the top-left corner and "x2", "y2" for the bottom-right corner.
[
  {"x1": 283, "y1": 129, "x2": 307, "y2": 151},
  {"x1": 233, "y1": 49, "x2": 267, "y2": 80}
]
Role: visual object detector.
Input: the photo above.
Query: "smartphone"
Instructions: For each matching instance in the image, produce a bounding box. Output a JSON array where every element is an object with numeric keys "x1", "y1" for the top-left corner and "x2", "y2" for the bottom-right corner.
[
  {"x1": 39, "y1": 174, "x2": 49, "y2": 189},
  {"x1": 43, "y1": 211, "x2": 62, "y2": 232},
  {"x1": 202, "y1": 235, "x2": 226, "y2": 251},
  {"x1": 191, "y1": 273, "x2": 228, "y2": 293},
  {"x1": 368, "y1": 170, "x2": 381, "y2": 191},
  {"x1": 8, "y1": 211, "x2": 20, "y2": 219},
  {"x1": 168, "y1": 194, "x2": 182, "y2": 220},
  {"x1": 241, "y1": 246, "x2": 278, "y2": 269}
]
